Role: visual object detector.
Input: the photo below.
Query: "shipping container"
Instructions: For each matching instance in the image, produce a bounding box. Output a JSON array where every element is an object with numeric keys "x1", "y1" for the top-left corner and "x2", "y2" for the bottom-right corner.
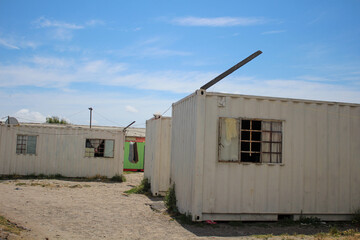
[
  {"x1": 144, "y1": 116, "x2": 172, "y2": 196},
  {"x1": 0, "y1": 123, "x2": 125, "y2": 178},
  {"x1": 171, "y1": 90, "x2": 360, "y2": 221}
]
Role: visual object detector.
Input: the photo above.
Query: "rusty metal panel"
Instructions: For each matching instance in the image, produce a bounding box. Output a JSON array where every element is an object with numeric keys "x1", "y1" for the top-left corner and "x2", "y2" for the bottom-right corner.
[
  {"x1": 144, "y1": 116, "x2": 172, "y2": 196},
  {"x1": 0, "y1": 123, "x2": 124, "y2": 178}
]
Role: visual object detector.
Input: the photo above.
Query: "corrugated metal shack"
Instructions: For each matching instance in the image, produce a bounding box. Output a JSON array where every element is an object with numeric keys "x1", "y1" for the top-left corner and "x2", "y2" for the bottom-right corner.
[
  {"x1": 170, "y1": 89, "x2": 360, "y2": 221},
  {"x1": 144, "y1": 116, "x2": 172, "y2": 196},
  {"x1": 0, "y1": 123, "x2": 125, "y2": 178}
]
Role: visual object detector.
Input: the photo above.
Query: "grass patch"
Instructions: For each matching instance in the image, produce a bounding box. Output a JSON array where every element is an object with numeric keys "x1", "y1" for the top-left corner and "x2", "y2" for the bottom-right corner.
[
  {"x1": 110, "y1": 174, "x2": 126, "y2": 182},
  {"x1": 15, "y1": 182, "x2": 27, "y2": 186},
  {"x1": 298, "y1": 216, "x2": 322, "y2": 225},
  {"x1": 0, "y1": 173, "x2": 126, "y2": 183},
  {"x1": 0, "y1": 215, "x2": 24, "y2": 235},
  {"x1": 10, "y1": 181, "x2": 92, "y2": 189},
  {"x1": 253, "y1": 234, "x2": 274, "y2": 239},
  {"x1": 353, "y1": 209, "x2": 360, "y2": 224},
  {"x1": 164, "y1": 184, "x2": 178, "y2": 214},
  {"x1": 124, "y1": 178, "x2": 150, "y2": 194}
]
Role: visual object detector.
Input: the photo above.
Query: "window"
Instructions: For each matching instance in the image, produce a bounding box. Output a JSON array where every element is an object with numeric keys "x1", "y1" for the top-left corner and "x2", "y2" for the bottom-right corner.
[
  {"x1": 218, "y1": 118, "x2": 282, "y2": 163},
  {"x1": 16, "y1": 135, "x2": 37, "y2": 155},
  {"x1": 85, "y1": 139, "x2": 114, "y2": 158}
]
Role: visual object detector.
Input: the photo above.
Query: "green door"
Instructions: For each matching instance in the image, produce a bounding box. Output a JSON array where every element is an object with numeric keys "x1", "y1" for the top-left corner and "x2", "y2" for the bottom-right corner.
[{"x1": 123, "y1": 141, "x2": 145, "y2": 171}]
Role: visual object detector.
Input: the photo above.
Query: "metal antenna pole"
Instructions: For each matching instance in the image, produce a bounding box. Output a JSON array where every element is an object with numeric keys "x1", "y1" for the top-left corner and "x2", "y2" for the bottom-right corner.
[
  {"x1": 88, "y1": 107, "x2": 93, "y2": 128},
  {"x1": 123, "y1": 121, "x2": 136, "y2": 132},
  {"x1": 200, "y1": 50, "x2": 262, "y2": 90}
]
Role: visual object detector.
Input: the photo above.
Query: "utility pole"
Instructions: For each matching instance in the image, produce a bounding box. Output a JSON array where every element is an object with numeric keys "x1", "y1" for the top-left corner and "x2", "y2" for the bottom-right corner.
[{"x1": 88, "y1": 107, "x2": 93, "y2": 128}]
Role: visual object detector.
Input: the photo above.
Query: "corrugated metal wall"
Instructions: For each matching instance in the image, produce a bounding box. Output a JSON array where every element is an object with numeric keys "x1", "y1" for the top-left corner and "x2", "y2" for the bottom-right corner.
[
  {"x1": 144, "y1": 117, "x2": 172, "y2": 196},
  {"x1": 171, "y1": 92, "x2": 199, "y2": 215},
  {"x1": 171, "y1": 91, "x2": 360, "y2": 221},
  {"x1": 0, "y1": 124, "x2": 124, "y2": 177}
]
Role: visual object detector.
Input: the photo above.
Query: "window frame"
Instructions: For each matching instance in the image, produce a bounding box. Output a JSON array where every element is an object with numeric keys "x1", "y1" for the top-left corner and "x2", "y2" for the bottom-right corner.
[
  {"x1": 85, "y1": 138, "x2": 115, "y2": 158},
  {"x1": 16, "y1": 134, "x2": 37, "y2": 155},
  {"x1": 218, "y1": 117, "x2": 283, "y2": 164}
]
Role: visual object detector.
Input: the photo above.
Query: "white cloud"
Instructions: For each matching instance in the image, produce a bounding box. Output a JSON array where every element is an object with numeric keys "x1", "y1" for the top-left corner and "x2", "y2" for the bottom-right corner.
[
  {"x1": 0, "y1": 91, "x2": 176, "y2": 127},
  {"x1": 32, "y1": 17, "x2": 85, "y2": 41},
  {"x1": 13, "y1": 109, "x2": 46, "y2": 123},
  {"x1": 0, "y1": 36, "x2": 39, "y2": 50},
  {"x1": 172, "y1": 17, "x2": 266, "y2": 27},
  {"x1": 107, "y1": 71, "x2": 215, "y2": 93},
  {"x1": 108, "y1": 37, "x2": 192, "y2": 58},
  {"x1": 34, "y1": 17, "x2": 83, "y2": 29},
  {"x1": 211, "y1": 77, "x2": 360, "y2": 103},
  {"x1": 0, "y1": 58, "x2": 127, "y2": 88},
  {"x1": 0, "y1": 38, "x2": 20, "y2": 50},
  {"x1": 125, "y1": 105, "x2": 138, "y2": 113},
  {"x1": 30, "y1": 56, "x2": 72, "y2": 68},
  {"x1": 85, "y1": 19, "x2": 105, "y2": 26},
  {"x1": 80, "y1": 60, "x2": 127, "y2": 74},
  {"x1": 52, "y1": 28, "x2": 74, "y2": 41},
  {"x1": 261, "y1": 30, "x2": 286, "y2": 35}
]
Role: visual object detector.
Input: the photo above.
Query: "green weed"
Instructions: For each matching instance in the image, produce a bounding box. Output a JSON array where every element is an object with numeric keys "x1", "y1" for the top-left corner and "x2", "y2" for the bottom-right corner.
[
  {"x1": 124, "y1": 178, "x2": 150, "y2": 194},
  {"x1": 164, "y1": 184, "x2": 178, "y2": 214}
]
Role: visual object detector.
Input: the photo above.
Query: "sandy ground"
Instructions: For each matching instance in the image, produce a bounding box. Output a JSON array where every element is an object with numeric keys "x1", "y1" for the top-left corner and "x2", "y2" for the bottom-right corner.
[{"x1": 0, "y1": 173, "x2": 358, "y2": 240}]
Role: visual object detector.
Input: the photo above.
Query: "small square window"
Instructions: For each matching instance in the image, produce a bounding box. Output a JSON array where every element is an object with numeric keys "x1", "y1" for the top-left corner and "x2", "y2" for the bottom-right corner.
[{"x1": 16, "y1": 135, "x2": 37, "y2": 155}]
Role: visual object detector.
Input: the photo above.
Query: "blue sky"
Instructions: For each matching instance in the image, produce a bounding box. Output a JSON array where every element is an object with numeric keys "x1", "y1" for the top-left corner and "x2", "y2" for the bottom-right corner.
[{"x1": 0, "y1": 0, "x2": 359, "y2": 127}]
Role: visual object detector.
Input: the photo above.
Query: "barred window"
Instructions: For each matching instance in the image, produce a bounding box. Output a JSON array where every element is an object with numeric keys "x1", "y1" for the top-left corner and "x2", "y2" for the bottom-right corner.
[
  {"x1": 85, "y1": 139, "x2": 114, "y2": 158},
  {"x1": 16, "y1": 135, "x2": 37, "y2": 155},
  {"x1": 218, "y1": 118, "x2": 282, "y2": 163}
]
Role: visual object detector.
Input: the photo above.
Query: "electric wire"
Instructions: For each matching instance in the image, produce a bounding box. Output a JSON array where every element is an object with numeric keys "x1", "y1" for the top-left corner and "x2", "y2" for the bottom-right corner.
[
  {"x1": 161, "y1": 105, "x2": 172, "y2": 116},
  {"x1": 93, "y1": 110, "x2": 122, "y2": 126}
]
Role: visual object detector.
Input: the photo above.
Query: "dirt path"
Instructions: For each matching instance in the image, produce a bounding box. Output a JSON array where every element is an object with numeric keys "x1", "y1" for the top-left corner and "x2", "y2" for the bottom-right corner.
[
  {"x1": 0, "y1": 173, "x2": 198, "y2": 239},
  {"x1": 0, "y1": 173, "x2": 358, "y2": 240}
]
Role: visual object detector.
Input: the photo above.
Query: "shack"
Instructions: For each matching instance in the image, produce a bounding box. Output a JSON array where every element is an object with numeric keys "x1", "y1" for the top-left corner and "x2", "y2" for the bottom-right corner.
[
  {"x1": 170, "y1": 89, "x2": 360, "y2": 221},
  {"x1": 0, "y1": 123, "x2": 125, "y2": 178},
  {"x1": 144, "y1": 116, "x2": 172, "y2": 196}
]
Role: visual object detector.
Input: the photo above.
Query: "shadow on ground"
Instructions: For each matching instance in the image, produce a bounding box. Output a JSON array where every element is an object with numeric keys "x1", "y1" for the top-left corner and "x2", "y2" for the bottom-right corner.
[{"x1": 176, "y1": 220, "x2": 359, "y2": 238}]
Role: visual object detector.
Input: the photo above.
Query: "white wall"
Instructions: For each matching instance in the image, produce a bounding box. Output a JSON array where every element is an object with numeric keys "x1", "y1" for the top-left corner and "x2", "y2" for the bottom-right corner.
[
  {"x1": 0, "y1": 124, "x2": 124, "y2": 178},
  {"x1": 171, "y1": 90, "x2": 360, "y2": 221},
  {"x1": 144, "y1": 116, "x2": 172, "y2": 196}
]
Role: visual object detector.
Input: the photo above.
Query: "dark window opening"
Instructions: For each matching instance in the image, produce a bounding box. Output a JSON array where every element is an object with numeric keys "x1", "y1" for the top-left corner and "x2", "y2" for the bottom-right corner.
[
  {"x1": 85, "y1": 139, "x2": 114, "y2": 158},
  {"x1": 241, "y1": 152, "x2": 261, "y2": 162}
]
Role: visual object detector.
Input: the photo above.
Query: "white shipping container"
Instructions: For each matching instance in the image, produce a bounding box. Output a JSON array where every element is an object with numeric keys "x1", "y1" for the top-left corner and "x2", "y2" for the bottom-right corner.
[
  {"x1": 144, "y1": 116, "x2": 172, "y2": 196},
  {"x1": 171, "y1": 90, "x2": 360, "y2": 221},
  {"x1": 0, "y1": 123, "x2": 125, "y2": 178}
]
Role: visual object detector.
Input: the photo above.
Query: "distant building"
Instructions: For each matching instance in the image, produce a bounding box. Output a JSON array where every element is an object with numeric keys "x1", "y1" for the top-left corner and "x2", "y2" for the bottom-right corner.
[{"x1": 0, "y1": 123, "x2": 126, "y2": 177}]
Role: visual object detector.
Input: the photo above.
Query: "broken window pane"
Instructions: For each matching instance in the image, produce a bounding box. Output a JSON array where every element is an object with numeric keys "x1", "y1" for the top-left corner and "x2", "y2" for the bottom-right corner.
[
  {"x1": 219, "y1": 118, "x2": 283, "y2": 164},
  {"x1": 85, "y1": 139, "x2": 114, "y2": 158},
  {"x1": 219, "y1": 118, "x2": 239, "y2": 162}
]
